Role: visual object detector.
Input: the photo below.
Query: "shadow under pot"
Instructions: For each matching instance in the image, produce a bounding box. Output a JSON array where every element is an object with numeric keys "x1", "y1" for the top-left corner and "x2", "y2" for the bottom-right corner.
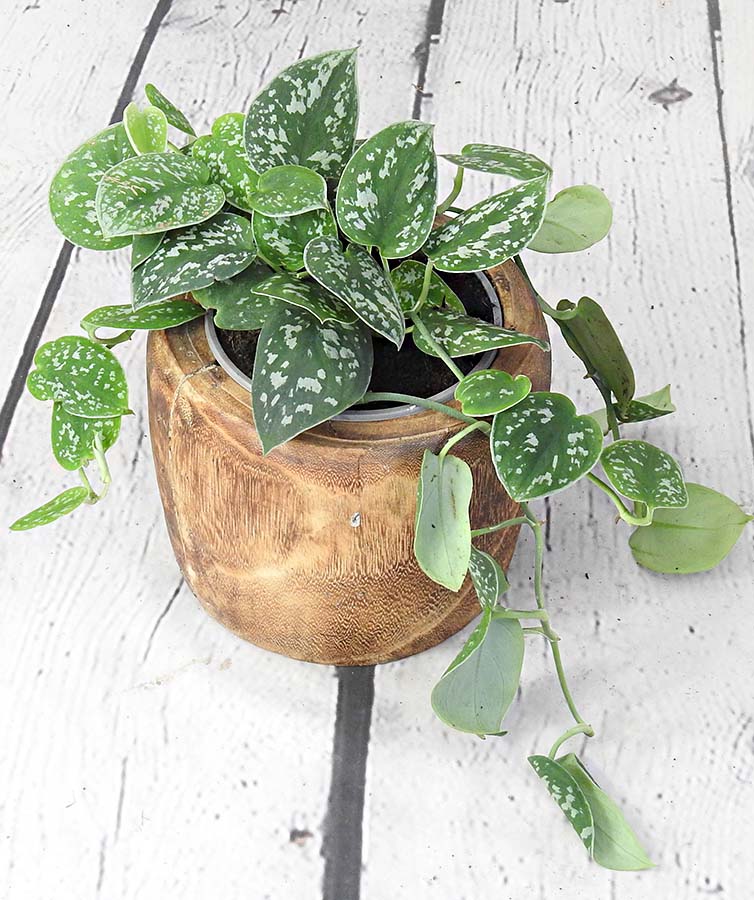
[{"x1": 146, "y1": 258, "x2": 551, "y2": 665}]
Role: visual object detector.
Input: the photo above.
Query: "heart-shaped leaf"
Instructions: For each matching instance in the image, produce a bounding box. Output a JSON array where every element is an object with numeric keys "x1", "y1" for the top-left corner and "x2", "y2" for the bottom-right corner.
[
  {"x1": 432, "y1": 610, "x2": 524, "y2": 735},
  {"x1": 250, "y1": 272, "x2": 355, "y2": 324},
  {"x1": 413, "y1": 306, "x2": 548, "y2": 358},
  {"x1": 247, "y1": 165, "x2": 327, "y2": 217},
  {"x1": 590, "y1": 385, "x2": 675, "y2": 434},
  {"x1": 252, "y1": 207, "x2": 337, "y2": 272},
  {"x1": 455, "y1": 369, "x2": 532, "y2": 416},
  {"x1": 491, "y1": 392, "x2": 603, "y2": 501},
  {"x1": 423, "y1": 175, "x2": 549, "y2": 272},
  {"x1": 557, "y1": 754, "x2": 653, "y2": 871},
  {"x1": 529, "y1": 185, "x2": 613, "y2": 253},
  {"x1": 336, "y1": 121, "x2": 437, "y2": 258},
  {"x1": 629, "y1": 482, "x2": 752, "y2": 574},
  {"x1": 51, "y1": 403, "x2": 121, "y2": 470},
  {"x1": 528, "y1": 755, "x2": 595, "y2": 855},
  {"x1": 444, "y1": 143, "x2": 551, "y2": 181},
  {"x1": 414, "y1": 449, "x2": 473, "y2": 591},
  {"x1": 96, "y1": 152, "x2": 225, "y2": 237},
  {"x1": 191, "y1": 113, "x2": 259, "y2": 212},
  {"x1": 81, "y1": 300, "x2": 203, "y2": 341},
  {"x1": 49, "y1": 123, "x2": 136, "y2": 250},
  {"x1": 132, "y1": 212, "x2": 256, "y2": 308},
  {"x1": 601, "y1": 439, "x2": 688, "y2": 513},
  {"x1": 193, "y1": 261, "x2": 277, "y2": 330},
  {"x1": 145, "y1": 83, "x2": 196, "y2": 136},
  {"x1": 123, "y1": 102, "x2": 168, "y2": 154},
  {"x1": 304, "y1": 236, "x2": 405, "y2": 346},
  {"x1": 468, "y1": 546, "x2": 510, "y2": 608},
  {"x1": 10, "y1": 486, "x2": 91, "y2": 532},
  {"x1": 251, "y1": 305, "x2": 373, "y2": 453},
  {"x1": 131, "y1": 232, "x2": 164, "y2": 269},
  {"x1": 390, "y1": 260, "x2": 464, "y2": 315},
  {"x1": 27, "y1": 336, "x2": 129, "y2": 418},
  {"x1": 244, "y1": 48, "x2": 358, "y2": 178}
]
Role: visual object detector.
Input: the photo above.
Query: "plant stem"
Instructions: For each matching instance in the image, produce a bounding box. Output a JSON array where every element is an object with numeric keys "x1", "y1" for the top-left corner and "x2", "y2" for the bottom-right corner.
[
  {"x1": 78, "y1": 467, "x2": 97, "y2": 502},
  {"x1": 439, "y1": 422, "x2": 484, "y2": 460},
  {"x1": 436, "y1": 166, "x2": 464, "y2": 215},
  {"x1": 595, "y1": 378, "x2": 621, "y2": 442},
  {"x1": 413, "y1": 259, "x2": 435, "y2": 314},
  {"x1": 586, "y1": 472, "x2": 653, "y2": 526},
  {"x1": 379, "y1": 249, "x2": 392, "y2": 279},
  {"x1": 471, "y1": 516, "x2": 528, "y2": 537},
  {"x1": 548, "y1": 722, "x2": 594, "y2": 760},
  {"x1": 93, "y1": 433, "x2": 112, "y2": 502},
  {"x1": 412, "y1": 314, "x2": 465, "y2": 382},
  {"x1": 361, "y1": 391, "x2": 487, "y2": 429}
]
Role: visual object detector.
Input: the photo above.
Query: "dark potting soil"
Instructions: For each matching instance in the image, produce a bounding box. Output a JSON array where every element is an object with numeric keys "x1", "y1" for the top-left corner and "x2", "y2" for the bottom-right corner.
[{"x1": 216, "y1": 270, "x2": 498, "y2": 408}]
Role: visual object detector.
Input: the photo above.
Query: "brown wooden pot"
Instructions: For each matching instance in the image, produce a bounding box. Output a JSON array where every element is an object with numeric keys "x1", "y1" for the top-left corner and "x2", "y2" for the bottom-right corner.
[{"x1": 146, "y1": 259, "x2": 550, "y2": 665}]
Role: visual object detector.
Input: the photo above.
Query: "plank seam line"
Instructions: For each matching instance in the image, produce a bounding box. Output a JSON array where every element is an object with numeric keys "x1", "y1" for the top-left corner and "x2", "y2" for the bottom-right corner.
[{"x1": 412, "y1": 0, "x2": 448, "y2": 120}]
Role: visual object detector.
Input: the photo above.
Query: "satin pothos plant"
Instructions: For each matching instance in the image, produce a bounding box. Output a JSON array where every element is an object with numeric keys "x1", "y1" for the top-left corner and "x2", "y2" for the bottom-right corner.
[{"x1": 12, "y1": 50, "x2": 751, "y2": 870}]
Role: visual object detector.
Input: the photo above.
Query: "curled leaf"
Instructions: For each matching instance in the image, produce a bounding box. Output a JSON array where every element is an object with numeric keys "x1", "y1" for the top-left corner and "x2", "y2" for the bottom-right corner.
[
  {"x1": 145, "y1": 83, "x2": 196, "y2": 136},
  {"x1": 444, "y1": 143, "x2": 551, "y2": 181},
  {"x1": 529, "y1": 185, "x2": 613, "y2": 253},
  {"x1": 250, "y1": 272, "x2": 355, "y2": 325},
  {"x1": 123, "y1": 102, "x2": 168, "y2": 154},
  {"x1": 413, "y1": 306, "x2": 548, "y2": 358},
  {"x1": 590, "y1": 385, "x2": 675, "y2": 434},
  {"x1": 191, "y1": 112, "x2": 259, "y2": 212},
  {"x1": 468, "y1": 546, "x2": 509, "y2": 608}
]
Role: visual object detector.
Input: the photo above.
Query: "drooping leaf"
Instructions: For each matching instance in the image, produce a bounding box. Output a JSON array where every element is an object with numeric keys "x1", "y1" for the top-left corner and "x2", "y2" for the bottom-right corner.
[
  {"x1": 96, "y1": 152, "x2": 225, "y2": 237},
  {"x1": 413, "y1": 306, "x2": 548, "y2": 358},
  {"x1": 529, "y1": 185, "x2": 613, "y2": 253},
  {"x1": 250, "y1": 272, "x2": 355, "y2": 324},
  {"x1": 245, "y1": 49, "x2": 358, "y2": 178},
  {"x1": 131, "y1": 232, "x2": 164, "y2": 269},
  {"x1": 304, "y1": 236, "x2": 405, "y2": 346},
  {"x1": 132, "y1": 212, "x2": 256, "y2": 308},
  {"x1": 491, "y1": 392, "x2": 603, "y2": 501},
  {"x1": 443, "y1": 143, "x2": 551, "y2": 181},
  {"x1": 251, "y1": 305, "x2": 373, "y2": 453},
  {"x1": 247, "y1": 165, "x2": 328, "y2": 217},
  {"x1": 27, "y1": 336, "x2": 129, "y2": 418},
  {"x1": 81, "y1": 300, "x2": 203, "y2": 341},
  {"x1": 601, "y1": 439, "x2": 688, "y2": 513},
  {"x1": 390, "y1": 259, "x2": 464, "y2": 315},
  {"x1": 468, "y1": 546, "x2": 510, "y2": 608},
  {"x1": 51, "y1": 403, "x2": 121, "y2": 470},
  {"x1": 336, "y1": 121, "x2": 437, "y2": 258},
  {"x1": 557, "y1": 754, "x2": 654, "y2": 871},
  {"x1": 590, "y1": 385, "x2": 675, "y2": 434},
  {"x1": 10, "y1": 486, "x2": 91, "y2": 532},
  {"x1": 123, "y1": 102, "x2": 168, "y2": 154},
  {"x1": 455, "y1": 369, "x2": 532, "y2": 416},
  {"x1": 629, "y1": 482, "x2": 752, "y2": 574},
  {"x1": 414, "y1": 449, "x2": 473, "y2": 591},
  {"x1": 528, "y1": 755, "x2": 595, "y2": 855},
  {"x1": 191, "y1": 112, "x2": 259, "y2": 212},
  {"x1": 49, "y1": 123, "x2": 136, "y2": 250},
  {"x1": 432, "y1": 610, "x2": 524, "y2": 735},
  {"x1": 423, "y1": 175, "x2": 549, "y2": 272},
  {"x1": 252, "y1": 207, "x2": 337, "y2": 272},
  {"x1": 145, "y1": 83, "x2": 196, "y2": 136},
  {"x1": 193, "y1": 261, "x2": 277, "y2": 330}
]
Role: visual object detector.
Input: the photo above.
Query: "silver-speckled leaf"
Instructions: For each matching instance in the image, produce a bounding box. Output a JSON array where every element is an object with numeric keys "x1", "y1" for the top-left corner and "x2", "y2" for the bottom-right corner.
[
  {"x1": 251, "y1": 272, "x2": 355, "y2": 324},
  {"x1": 455, "y1": 369, "x2": 532, "y2": 416},
  {"x1": 444, "y1": 143, "x2": 551, "y2": 180},
  {"x1": 132, "y1": 212, "x2": 256, "y2": 308},
  {"x1": 529, "y1": 185, "x2": 613, "y2": 253},
  {"x1": 191, "y1": 113, "x2": 259, "y2": 212},
  {"x1": 27, "y1": 336, "x2": 129, "y2": 418},
  {"x1": 253, "y1": 207, "x2": 337, "y2": 272},
  {"x1": 81, "y1": 300, "x2": 203, "y2": 340},
  {"x1": 131, "y1": 232, "x2": 164, "y2": 269},
  {"x1": 468, "y1": 546, "x2": 510, "y2": 608},
  {"x1": 193, "y1": 261, "x2": 277, "y2": 330},
  {"x1": 244, "y1": 49, "x2": 358, "y2": 178},
  {"x1": 145, "y1": 83, "x2": 196, "y2": 136},
  {"x1": 10, "y1": 486, "x2": 91, "y2": 532},
  {"x1": 413, "y1": 306, "x2": 548, "y2": 358},
  {"x1": 590, "y1": 385, "x2": 675, "y2": 435},
  {"x1": 304, "y1": 236, "x2": 405, "y2": 346},
  {"x1": 123, "y1": 102, "x2": 168, "y2": 154},
  {"x1": 424, "y1": 175, "x2": 549, "y2": 272},
  {"x1": 96, "y1": 152, "x2": 225, "y2": 237},
  {"x1": 51, "y1": 403, "x2": 121, "y2": 470},
  {"x1": 601, "y1": 439, "x2": 688, "y2": 513},
  {"x1": 528, "y1": 756, "x2": 595, "y2": 856},
  {"x1": 491, "y1": 392, "x2": 603, "y2": 501},
  {"x1": 336, "y1": 121, "x2": 437, "y2": 258},
  {"x1": 390, "y1": 259, "x2": 464, "y2": 315},
  {"x1": 247, "y1": 165, "x2": 327, "y2": 217},
  {"x1": 49, "y1": 123, "x2": 136, "y2": 250},
  {"x1": 251, "y1": 304, "x2": 373, "y2": 454}
]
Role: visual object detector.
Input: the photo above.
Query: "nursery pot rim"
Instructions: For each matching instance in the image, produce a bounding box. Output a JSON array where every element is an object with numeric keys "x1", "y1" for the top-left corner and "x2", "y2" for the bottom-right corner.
[{"x1": 203, "y1": 270, "x2": 503, "y2": 422}]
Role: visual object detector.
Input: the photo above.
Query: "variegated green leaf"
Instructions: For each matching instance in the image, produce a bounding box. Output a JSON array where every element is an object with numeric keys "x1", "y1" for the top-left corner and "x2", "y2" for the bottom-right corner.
[
  {"x1": 304, "y1": 236, "x2": 405, "y2": 346},
  {"x1": 193, "y1": 261, "x2": 277, "y2": 330},
  {"x1": 10, "y1": 486, "x2": 91, "y2": 532},
  {"x1": 414, "y1": 450, "x2": 473, "y2": 591},
  {"x1": 131, "y1": 232, "x2": 164, "y2": 269},
  {"x1": 96, "y1": 152, "x2": 225, "y2": 237},
  {"x1": 444, "y1": 143, "x2": 551, "y2": 181},
  {"x1": 251, "y1": 305, "x2": 373, "y2": 453},
  {"x1": 123, "y1": 102, "x2": 168, "y2": 154},
  {"x1": 250, "y1": 272, "x2": 355, "y2": 324},
  {"x1": 81, "y1": 300, "x2": 203, "y2": 341},
  {"x1": 390, "y1": 259, "x2": 464, "y2": 315},
  {"x1": 191, "y1": 112, "x2": 258, "y2": 212},
  {"x1": 468, "y1": 546, "x2": 509, "y2": 608},
  {"x1": 244, "y1": 48, "x2": 358, "y2": 178},
  {"x1": 424, "y1": 175, "x2": 549, "y2": 272},
  {"x1": 413, "y1": 307, "x2": 548, "y2": 358},
  {"x1": 491, "y1": 392, "x2": 603, "y2": 501},
  {"x1": 145, "y1": 83, "x2": 196, "y2": 136},
  {"x1": 247, "y1": 165, "x2": 327, "y2": 217},
  {"x1": 336, "y1": 121, "x2": 437, "y2": 258},
  {"x1": 27, "y1": 336, "x2": 129, "y2": 418},
  {"x1": 132, "y1": 212, "x2": 256, "y2": 308},
  {"x1": 590, "y1": 385, "x2": 675, "y2": 434},
  {"x1": 455, "y1": 369, "x2": 532, "y2": 416},
  {"x1": 49, "y1": 123, "x2": 135, "y2": 250},
  {"x1": 601, "y1": 439, "x2": 688, "y2": 513},
  {"x1": 529, "y1": 185, "x2": 613, "y2": 253},
  {"x1": 252, "y1": 207, "x2": 337, "y2": 272},
  {"x1": 51, "y1": 403, "x2": 121, "y2": 471},
  {"x1": 528, "y1": 755, "x2": 595, "y2": 855}
]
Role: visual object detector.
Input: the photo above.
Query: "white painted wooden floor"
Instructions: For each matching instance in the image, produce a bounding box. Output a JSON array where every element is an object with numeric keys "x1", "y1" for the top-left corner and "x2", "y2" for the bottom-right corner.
[{"x1": 1, "y1": 1, "x2": 753, "y2": 898}]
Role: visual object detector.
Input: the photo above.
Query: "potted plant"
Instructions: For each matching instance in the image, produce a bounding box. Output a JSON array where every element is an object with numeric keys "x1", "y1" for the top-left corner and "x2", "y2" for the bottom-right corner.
[{"x1": 12, "y1": 48, "x2": 751, "y2": 870}]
